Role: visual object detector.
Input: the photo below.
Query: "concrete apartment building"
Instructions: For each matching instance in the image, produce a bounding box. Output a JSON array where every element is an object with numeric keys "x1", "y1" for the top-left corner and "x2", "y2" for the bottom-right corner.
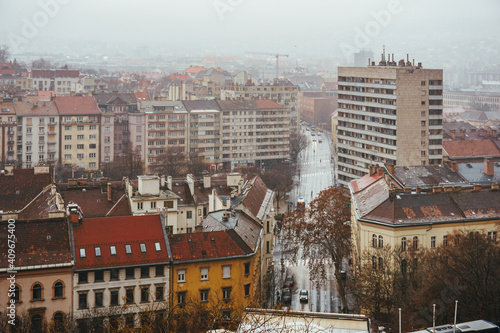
[
  {"x1": 220, "y1": 80, "x2": 299, "y2": 137},
  {"x1": 219, "y1": 100, "x2": 290, "y2": 170},
  {"x1": 336, "y1": 55, "x2": 443, "y2": 187},
  {"x1": 0, "y1": 98, "x2": 17, "y2": 167},
  {"x1": 56, "y1": 96, "x2": 101, "y2": 171},
  {"x1": 14, "y1": 96, "x2": 59, "y2": 169},
  {"x1": 183, "y1": 100, "x2": 222, "y2": 163},
  {"x1": 30, "y1": 69, "x2": 80, "y2": 95}
]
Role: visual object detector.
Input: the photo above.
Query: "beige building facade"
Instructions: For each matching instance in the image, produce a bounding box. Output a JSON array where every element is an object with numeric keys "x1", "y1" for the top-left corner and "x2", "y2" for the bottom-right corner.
[{"x1": 337, "y1": 58, "x2": 443, "y2": 187}]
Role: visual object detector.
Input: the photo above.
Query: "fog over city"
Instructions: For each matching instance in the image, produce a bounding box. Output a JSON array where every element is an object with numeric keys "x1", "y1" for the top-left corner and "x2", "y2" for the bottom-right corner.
[{"x1": 1, "y1": 0, "x2": 499, "y2": 70}]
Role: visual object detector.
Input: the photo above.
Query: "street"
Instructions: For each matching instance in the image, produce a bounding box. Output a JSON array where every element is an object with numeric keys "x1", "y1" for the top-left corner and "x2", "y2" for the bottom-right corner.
[{"x1": 274, "y1": 124, "x2": 340, "y2": 313}]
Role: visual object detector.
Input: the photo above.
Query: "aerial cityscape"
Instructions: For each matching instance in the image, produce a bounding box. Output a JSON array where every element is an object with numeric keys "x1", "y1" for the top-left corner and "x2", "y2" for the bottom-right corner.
[{"x1": 0, "y1": 0, "x2": 499, "y2": 332}]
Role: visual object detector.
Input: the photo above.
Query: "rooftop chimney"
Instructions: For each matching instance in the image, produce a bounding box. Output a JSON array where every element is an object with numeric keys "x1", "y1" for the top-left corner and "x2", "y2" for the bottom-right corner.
[
  {"x1": 203, "y1": 176, "x2": 211, "y2": 189},
  {"x1": 459, "y1": 128, "x2": 466, "y2": 139},
  {"x1": 167, "y1": 176, "x2": 172, "y2": 191},
  {"x1": 107, "y1": 183, "x2": 112, "y2": 202},
  {"x1": 369, "y1": 165, "x2": 376, "y2": 176},
  {"x1": 484, "y1": 158, "x2": 494, "y2": 176},
  {"x1": 449, "y1": 129, "x2": 456, "y2": 139},
  {"x1": 160, "y1": 175, "x2": 165, "y2": 188}
]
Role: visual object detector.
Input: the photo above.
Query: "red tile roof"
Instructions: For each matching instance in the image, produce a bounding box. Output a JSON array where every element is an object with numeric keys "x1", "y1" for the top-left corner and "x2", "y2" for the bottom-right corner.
[
  {"x1": 0, "y1": 169, "x2": 52, "y2": 212},
  {"x1": 0, "y1": 218, "x2": 72, "y2": 269},
  {"x1": 134, "y1": 91, "x2": 150, "y2": 101},
  {"x1": 167, "y1": 74, "x2": 190, "y2": 81},
  {"x1": 72, "y1": 215, "x2": 169, "y2": 270},
  {"x1": 241, "y1": 176, "x2": 270, "y2": 218},
  {"x1": 55, "y1": 96, "x2": 100, "y2": 115},
  {"x1": 254, "y1": 99, "x2": 285, "y2": 109},
  {"x1": 169, "y1": 231, "x2": 247, "y2": 262},
  {"x1": 349, "y1": 172, "x2": 385, "y2": 194},
  {"x1": 14, "y1": 97, "x2": 58, "y2": 116},
  {"x1": 443, "y1": 139, "x2": 500, "y2": 158}
]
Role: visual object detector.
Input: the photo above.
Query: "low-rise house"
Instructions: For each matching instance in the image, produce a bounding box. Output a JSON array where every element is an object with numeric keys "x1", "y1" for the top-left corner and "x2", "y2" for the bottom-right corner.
[{"x1": 70, "y1": 211, "x2": 171, "y2": 331}]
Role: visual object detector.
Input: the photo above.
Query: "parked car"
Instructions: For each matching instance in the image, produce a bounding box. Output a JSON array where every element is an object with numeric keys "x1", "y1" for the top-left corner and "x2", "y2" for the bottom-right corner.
[
  {"x1": 319, "y1": 139, "x2": 322, "y2": 143},
  {"x1": 299, "y1": 290, "x2": 309, "y2": 303},
  {"x1": 284, "y1": 274, "x2": 295, "y2": 288},
  {"x1": 282, "y1": 288, "x2": 292, "y2": 304}
]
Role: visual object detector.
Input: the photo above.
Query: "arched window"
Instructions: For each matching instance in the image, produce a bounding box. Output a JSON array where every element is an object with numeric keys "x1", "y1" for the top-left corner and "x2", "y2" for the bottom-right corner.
[
  {"x1": 32, "y1": 283, "x2": 42, "y2": 300},
  {"x1": 378, "y1": 235, "x2": 383, "y2": 248},
  {"x1": 401, "y1": 237, "x2": 407, "y2": 251},
  {"x1": 54, "y1": 312, "x2": 64, "y2": 332},
  {"x1": 413, "y1": 236, "x2": 419, "y2": 250},
  {"x1": 11, "y1": 285, "x2": 20, "y2": 303},
  {"x1": 372, "y1": 234, "x2": 377, "y2": 247},
  {"x1": 53, "y1": 281, "x2": 64, "y2": 298},
  {"x1": 378, "y1": 257, "x2": 383, "y2": 269},
  {"x1": 372, "y1": 256, "x2": 377, "y2": 270},
  {"x1": 401, "y1": 259, "x2": 407, "y2": 274},
  {"x1": 32, "y1": 314, "x2": 43, "y2": 333}
]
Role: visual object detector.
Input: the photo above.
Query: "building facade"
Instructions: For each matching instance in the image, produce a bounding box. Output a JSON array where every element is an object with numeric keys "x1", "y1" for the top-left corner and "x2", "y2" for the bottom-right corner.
[
  {"x1": 336, "y1": 56, "x2": 443, "y2": 187},
  {"x1": 0, "y1": 98, "x2": 17, "y2": 167}
]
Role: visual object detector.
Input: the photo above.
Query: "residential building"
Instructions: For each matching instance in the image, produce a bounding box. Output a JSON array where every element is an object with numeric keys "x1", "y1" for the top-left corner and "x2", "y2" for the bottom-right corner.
[
  {"x1": 221, "y1": 80, "x2": 299, "y2": 137},
  {"x1": 349, "y1": 166, "x2": 500, "y2": 269},
  {"x1": 141, "y1": 101, "x2": 188, "y2": 173},
  {"x1": 168, "y1": 229, "x2": 261, "y2": 319},
  {"x1": 337, "y1": 54, "x2": 443, "y2": 187},
  {"x1": 444, "y1": 90, "x2": 500, "y2": 110},
  {"x1": 183, "y1": 100, "x2": 222, "y2": 163},
  {"x1": 14, "y1": 96, "x2": 60, "y2": 168},
  {"x1": 0, "y1": 218, "x2": 73, "y2": 330},
  {"x1": 127, "y1": 108, "x2": 146, "y2": 167},
  {"x1": 55, "y1": 96, "x2": 101, "y2": 171},
  {"x1": 219, "y1": 100, "x2": 290, "y2": 170},
  {"x1": 124, "y1": 175, "x2": 180, "y2": 234},
  {"x1": 30, "y1": 69, "x2": 80, "y2": 95},
  {"x1": 299, "y1": 91, "x2": 337, "y2": 126},
  {"x1": 70, "y1": 212, "x2": 171, "y2": 331},
  {"x1": 0, "y1": 98, "x2": 17, "y2": 167},
  {"x1": 94, "y1": 93, "x2": 138, "y2": 163}
]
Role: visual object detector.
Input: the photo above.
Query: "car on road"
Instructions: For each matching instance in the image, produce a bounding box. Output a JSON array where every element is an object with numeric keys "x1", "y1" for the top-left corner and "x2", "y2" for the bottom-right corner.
[
  {"x1": 311, "y1": 133, "x2": 316, "y2": 136},
  {"x1": 284, "y1": 274, "x2": 295, "y2": 288},
  {"x1": 306, "y1": 128, "x2": 310, "y2": 131},
  {"x1": 312, "y1": 139, "x2": 316, "y2": 142},
  {"x1": 319, "y1": 139, "x2": 322, "y2": 143},
  {"x1": 299, "y1": 290, "x2": 309, "y2": 303},
  {"x1": 282, "y1": 288, "x2": 292, "y2": 304}
]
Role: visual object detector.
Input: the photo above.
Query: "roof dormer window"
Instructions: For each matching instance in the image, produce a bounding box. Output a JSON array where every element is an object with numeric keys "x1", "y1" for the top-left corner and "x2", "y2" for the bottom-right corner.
[
  {"x1": 140, "y1": 243, "x2": 147, "y2": 253},
  {"x1": 95, "y1": 247, "x2": 101, "y2": 257},
  {"x1": 79, "y1": 248, "x2": 86, "y2": 258},
  {"x1": 110, "y1": 246, "x2": 116, "y2": 255},
  {"x1": 125, "y1": 244, "x2": 132, "y2": 254},
  {"x1": 155, "y1": 242, "x2": 161, "y2": 252}
]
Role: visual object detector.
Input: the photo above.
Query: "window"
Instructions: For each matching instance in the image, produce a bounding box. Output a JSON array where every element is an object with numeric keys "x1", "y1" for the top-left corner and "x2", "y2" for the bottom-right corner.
[
  {"x1": 137, "y1": 202, "x2": 143, "y2": 210},
  {"x1": 80, "y1": 248, "x2": 86, "y2": 258},
  {"x1": 421, "y1": 101, "x2": 426, "y2": 105},
  {"x1": 413, "y1": 236, "x2": 419, "y2": 250},
  {"x1": 267, "y1": 241, "x2": 270, "y2": 254},
  {"x1": 64, "y1": 145, "x2": 71, "y2": 150},
  {"x1": 201, "y1": 267, "x2": 209, "y2": 280},
  {"x1": 94, "y1": 271, "x2": 104, "y2": 282},
  {"x1": 78, "y1": 272, "x2": 88, "y2": 284},
  {"x1": 372, "y1": 234, "x2": 377, "y2": 247},
  {"x1": 110, "y1": 246, "x2": 116, "y2": 255},
  {"x1": 244, "y1": 283, "x2": 250, "y2": 297},
  {"x1": 77, "y1": 144, "x2": 84, "y2": 149},
  {"x1": 372, "y1": 256, "x2": 377, "y2": 269},
  {"x1": 141, "y1": 267, "x2": 150, "y2": 278},
  {"x1": 421, "y1": 151, "x2": 426, "y2": 156},
  {"x1": 244, "y1": 262, "x2": 250, "y2": 276},
  {"x1": 95, "y1": 247, "x2": 101, "y2": 257},
  {"x1": 222, "y1": 287, "x2": 231, "y2": 301},
  {"x1": 200, "y1": 289, "x2": 209, "y2": 302},
  {"x1": 156, "y1": 285, "x2": 164, "y2": 301},
  {"x1": 443, "y1": 235, "x2": 448, "y2": 246},
  {"x1": 32, "y1": 283, "x2": 42, "y2": 300},
  {"x1": 126, "y1": 267, "x2": 135, "y2": 279},
  {"x1": 125, "y1": 244, "x2": 132, "y2": 254},
  {"x1": 150, "y1": 201, "x2": 156, "y2": 209},
  {"x1": 421, "y1": 121, "x2": 426, "y2": 126},
  {"x1": 198, "y1": 209, "x2": 202, "y2": 216},
  {"x1": 89, "y1": 153, "x2": 96, "y2": 158},
  {"x1": 421, "y1": 81, "x2": 426, "y2": 86},
  {"x1": 140, "y1": 243, "x2": 147, "y2": 253},
  {"x1": 78, "y1": 293, "x2": 88, "y2": 309},
  {"x1": 141, "y1": 286, "x2": 149, "y2": 303},
  {"x1": 178, "y1": 269, "x2": 186, "y2": 282},
  {"x1": 401, "y1": 237, "x2": 407, "y2": 251},
  {"x1": 186, "y1": 211, "x2": 193, "y2": 219},
  {"x1": 378, "y1": 257, "x2": 383, "y2": 270},
  {"x1": 165, "y1": 201, "x2": 173, "y2": 208},
  {"x1": 90, "y1": 125, "x2": 96, "y2": 130},
  {"x1": 126, "y1": 288, "x2": 134, "y2": 304},
  {"x1": 378, "y1": 235, "x2": 383, "y2": 248},
  {"x1": 431, "y1": 236, "x2": 436, "y2": 248},
  {"x1": 64, "y1": 135, "x2": 71, "y2": 140},
  {"x1": 154, "y1": 242, "x2": 161, "y2": 251},
  {"x1": 95, "y1": 291, "x2": 103, "y2": 307},
  {"x1": 222, "y1": 265, "x2": 231, "y2": 279},
  {"x1": 488, "y1": 231, "x2": 497, "y2": 242},
  {"x1": 421, "y1": 111, "x2": 426, "y2": 117},
  {"x1": 110, "y1": 290, "x2": 119, "y2": 306},
  {"x1": 110, "y1": 268, "x2": 120, "y2": 281},
  {"x1": 177, "y1": 291, "x2": 186, "y2": 306},
  {"x1": 155, "y1": 265, "x2": 164, "y2": 277},
  {"x1": 267, "y1": 221, "x2": 270, "y2": 233},
  {"x1": 401, "y1": 259, "x2": 407, "y2": 274},
  {"x1": 89, "y1": 162, "x2": 96, "y2": 168},
  {"x1": 11, "y1": 285, "x2": 20, "y2": 303}
]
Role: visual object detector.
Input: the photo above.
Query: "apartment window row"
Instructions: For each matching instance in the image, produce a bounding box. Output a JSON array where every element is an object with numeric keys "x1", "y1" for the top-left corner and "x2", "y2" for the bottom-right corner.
[
  {"x1": 78, "y1": 284, "x2": 165, "y2": 309},
  {"x1": 371, "y1": 234, "x2": 384, "y2": 248},
  {"x1": 176, "y1": 284, "x2": 250, "y2": 306},
  {"x1": 177, "y1": 263, "x2": 245, "y2": 283},
  {"x1": 78, "y1": 265, "x2": 165, "y2": 285},
  {"x1": 9, "y1": 280, "x2": 65, "y2": 303}
]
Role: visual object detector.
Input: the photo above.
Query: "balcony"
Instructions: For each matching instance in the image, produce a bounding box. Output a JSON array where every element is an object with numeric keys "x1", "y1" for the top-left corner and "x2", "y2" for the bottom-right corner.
[{"x1": 429, "y1": 85, "x2": 443, "y2": 90}]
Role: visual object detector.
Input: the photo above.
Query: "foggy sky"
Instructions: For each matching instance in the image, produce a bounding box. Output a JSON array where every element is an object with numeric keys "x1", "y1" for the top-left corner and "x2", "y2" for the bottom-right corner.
[{"x1": 1, "y1": 0, "x2": 499, "y2": 66}]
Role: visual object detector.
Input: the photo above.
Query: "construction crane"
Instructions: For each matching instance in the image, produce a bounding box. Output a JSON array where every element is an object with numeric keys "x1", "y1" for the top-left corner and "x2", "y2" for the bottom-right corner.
[{"x1": 246, "y1": 52, "x2": 289, "y2": 80}]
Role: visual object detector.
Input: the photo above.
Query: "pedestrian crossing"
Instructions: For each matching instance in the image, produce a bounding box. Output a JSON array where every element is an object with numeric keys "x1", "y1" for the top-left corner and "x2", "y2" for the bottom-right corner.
[
  {"x1": 283, "y1": 258, "x2": 335, "y2": 267},
  {"x1": 300, "y1": 171, "x2": 331, "y2": 178}
]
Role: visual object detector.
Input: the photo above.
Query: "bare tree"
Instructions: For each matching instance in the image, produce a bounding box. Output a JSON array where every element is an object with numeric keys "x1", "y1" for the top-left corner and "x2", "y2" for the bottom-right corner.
[
  {"x1": 281, "y1": 185, "x2": 352, "y2": 312},
  {"x1": 152, "y1": 148, "x2": 187, "y2": 177},
  {"x1": 260, "y1": 163, "x2": 293, "y2": 211},
  {"x1": 103, "y1": 147, "x2": 144, "y2": 180},
  {"x1": 289, "y1": 133, "x2": 308, "y2": 162}
]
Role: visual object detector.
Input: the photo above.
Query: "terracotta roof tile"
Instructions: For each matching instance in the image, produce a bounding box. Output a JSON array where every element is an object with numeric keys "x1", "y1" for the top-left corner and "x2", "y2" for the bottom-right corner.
[
  {"x1": 72, "y1": 215, "x2": 169, "y2": 270},
  {"x1": 254, "y1": 99, "x2": 285, "y2": 109},
  {"x1": 55, "y1": 96, "x2": 100, "y2": 115},
  {"x1": 0, "y1": 218, "x2": 72, "y2": 268},
  {"x1": 0, "y1": 169, "x2": 52, "y2": 212},
  {"x1": 443, "y1": 139, "x2": 500, "y2": 158},
  {"x1": 241, "y1": 176, "x2": 269, "y2": 218},
  {"x1": 14, "y1": 97, "x2": 58, "y2": 116}
]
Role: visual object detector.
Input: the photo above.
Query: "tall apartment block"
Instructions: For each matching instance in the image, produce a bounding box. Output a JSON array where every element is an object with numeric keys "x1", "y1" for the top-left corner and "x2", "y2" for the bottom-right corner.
[{"x1": 336, "y1": 54, "x2": 443, "y2": 187}]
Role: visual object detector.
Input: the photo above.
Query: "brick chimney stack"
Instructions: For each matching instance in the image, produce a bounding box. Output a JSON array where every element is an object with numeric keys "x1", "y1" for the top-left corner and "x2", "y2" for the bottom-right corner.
[{"x1": 484, "y1": 158, "x2": 494, "y2": 176}]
